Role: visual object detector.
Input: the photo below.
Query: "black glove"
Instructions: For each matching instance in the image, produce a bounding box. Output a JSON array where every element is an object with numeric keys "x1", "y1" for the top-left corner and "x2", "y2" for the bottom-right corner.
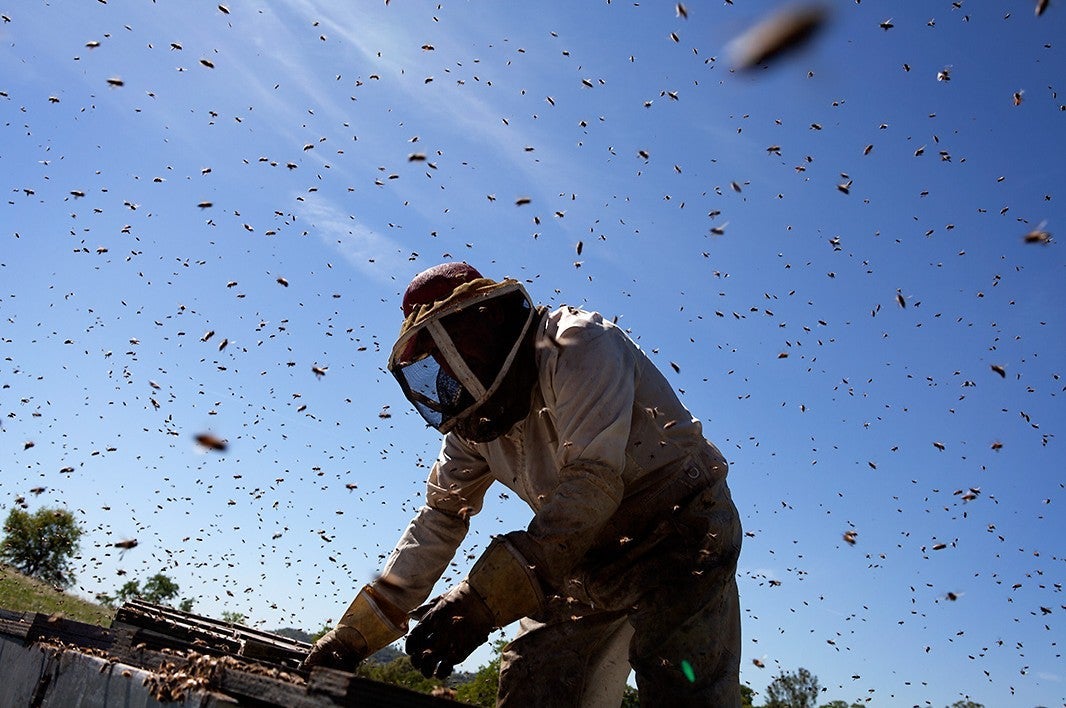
[{"x1": 406, "y1": 581, "x2": 495, "y2": 679}]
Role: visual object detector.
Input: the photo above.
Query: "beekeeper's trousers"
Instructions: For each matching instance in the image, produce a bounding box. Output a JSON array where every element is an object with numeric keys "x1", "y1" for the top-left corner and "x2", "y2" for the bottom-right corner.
[{"x1": 497, "y1": 459, "x2": 742, "y2": 708}]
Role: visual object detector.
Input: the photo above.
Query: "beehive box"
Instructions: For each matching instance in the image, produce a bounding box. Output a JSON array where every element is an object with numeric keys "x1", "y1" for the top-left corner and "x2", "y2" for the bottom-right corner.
[{"x1": 0, "y1": 600, "x2": 465, "y2": 707}]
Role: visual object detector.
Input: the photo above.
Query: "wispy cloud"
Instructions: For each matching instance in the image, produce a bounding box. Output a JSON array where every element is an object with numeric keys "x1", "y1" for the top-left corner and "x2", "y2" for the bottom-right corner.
[
  {"x1": 296, "y1": 194, "x2": 408, "y2": 282},
  {"x1": 263, "y1": 1, "x2": 613, "y2": 221}
]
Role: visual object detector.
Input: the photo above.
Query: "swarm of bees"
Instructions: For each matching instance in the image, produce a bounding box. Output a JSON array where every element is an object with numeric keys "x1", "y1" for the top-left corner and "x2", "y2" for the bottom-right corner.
[{"x1": 1, "y1": 1, "x2": 1061, "y2": 705}]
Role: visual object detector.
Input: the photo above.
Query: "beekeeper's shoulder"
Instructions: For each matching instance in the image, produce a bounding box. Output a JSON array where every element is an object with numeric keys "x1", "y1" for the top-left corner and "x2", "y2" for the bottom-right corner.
[{"x1": 542, "y1": 305, "x2": 615, "y2": 348}]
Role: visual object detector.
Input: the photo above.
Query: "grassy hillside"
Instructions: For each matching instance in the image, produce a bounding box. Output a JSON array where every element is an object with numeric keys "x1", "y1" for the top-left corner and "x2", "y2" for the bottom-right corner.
[{"x1": 0, "y1": 564, "x2": 114, "y2": 626}]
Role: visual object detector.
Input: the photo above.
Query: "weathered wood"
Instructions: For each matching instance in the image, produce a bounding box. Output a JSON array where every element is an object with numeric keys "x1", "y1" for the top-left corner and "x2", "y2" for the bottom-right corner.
[
  {"x1": 1, "y1": 604, "x2": 471, "y2": 707},
  {"x1": 24, "y1": 613, "x2": 114, "y2": 651},
  {"x1": 114, "y1": 599, "x2": 309, "y2": 669},
  {"x1": 0, "y1": 608, "x2": 34, "y2": 641},
  {"x1": 215, "y1": 665, "x2": 325, "y2": 708},
  {"x1": 307, "y1": 668, "x2": 462, "y2": 708}
]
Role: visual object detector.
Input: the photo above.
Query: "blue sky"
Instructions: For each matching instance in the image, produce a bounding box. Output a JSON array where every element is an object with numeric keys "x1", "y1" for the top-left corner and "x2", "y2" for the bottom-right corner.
[{"x1": 2, "y1": 1, "x2": 1063, "y2": 705}]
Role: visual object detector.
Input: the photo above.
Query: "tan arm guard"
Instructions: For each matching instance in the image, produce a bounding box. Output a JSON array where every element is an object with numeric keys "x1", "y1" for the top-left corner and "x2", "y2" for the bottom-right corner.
[
  {"x1": 337, "y1": 584, "x2": 409, "y2": 655},
  {"x1": 466, "y1": 536, "x2": 545, "y2": 628}
]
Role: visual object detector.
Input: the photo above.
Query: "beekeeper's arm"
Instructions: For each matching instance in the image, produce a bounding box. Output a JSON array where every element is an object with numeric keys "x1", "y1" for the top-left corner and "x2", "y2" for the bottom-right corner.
[{"x1": 302, "y1": 438, "x2": 492, "y2": 671}]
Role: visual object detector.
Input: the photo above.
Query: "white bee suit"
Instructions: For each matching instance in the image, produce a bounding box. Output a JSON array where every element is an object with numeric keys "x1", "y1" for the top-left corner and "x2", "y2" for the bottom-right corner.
[{"x1": 374, "y1": 306, "x2": 742, "y2": 706}]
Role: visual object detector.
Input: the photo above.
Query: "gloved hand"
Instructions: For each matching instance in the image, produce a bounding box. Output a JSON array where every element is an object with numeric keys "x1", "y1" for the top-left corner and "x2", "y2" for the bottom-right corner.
[
  {"x1": 302, "y1": 625, "x2": 370, "y2": 671},
  {"x1": 300, "y1": 585, "x2": 408, "y2": 673},
  {"x1": 406, "y1": 581, "x2": 495, "y2": 679}
]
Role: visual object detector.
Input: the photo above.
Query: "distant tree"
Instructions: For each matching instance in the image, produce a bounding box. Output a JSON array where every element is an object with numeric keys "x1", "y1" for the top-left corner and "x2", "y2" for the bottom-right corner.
[
  {"x1": 311, "y1": 623, "x2": 332, "y2": 642},
  {"x1": 765, "y1": 667, "x2": 821, "y2": 708},
  {"x1": 140, "y1": 573, "x2": 181, "y2": 604},
  {"x1": 454, "y1": 639, "x2": 507, "y2": 707},
  {"x1": 820, "y1": 701, "x2": 865, "y2": 708},
  {"x1": 946, "y1": 701, "x2": 984, "y2": 708},
  {"x1": 105, "y1": 579, "x2": 141, "y2": 605},
  {"x1": 368, "y1": 645, "x2": 404, "y2": 663},
  {"x1": 357, "y1": 654, "x2": 445, "y2": 695},
  {"x1": 741, "y1": 683, "x2": 757, "y2": 708},
  {"x1": 0, "y1": 507, "x2": 82, "y2": 589},
  {"x1": 620, "y1": 685, "x2": 640, "y2": 708},
  {"x1": 220, "y1": 610, "x2": 247, "y2": 624},
  {"x1": 99, "y1": 572, "x2": 189, "y2": 609},
  {"x1": 273, "y1": 627, "x2": 313, "y2": 643}
]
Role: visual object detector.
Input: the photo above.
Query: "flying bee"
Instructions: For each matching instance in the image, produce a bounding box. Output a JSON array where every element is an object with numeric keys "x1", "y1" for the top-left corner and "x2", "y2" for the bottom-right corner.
[
  {"x1": 194, "y1": 432, "x2": 228, "y2": 452},
  {"x1": 113, "y1": 538, "x2": 139, "y2": 560},
  {"x1": 728, "y1": 3, "x2": 829, "y2": 71},
  {"x1": 1023, "y1": 227, "x2": 1051, "y2": 245}
]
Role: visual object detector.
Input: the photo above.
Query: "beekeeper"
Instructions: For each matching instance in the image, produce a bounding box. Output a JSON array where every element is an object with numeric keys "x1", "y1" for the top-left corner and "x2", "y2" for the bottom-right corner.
[{"x1": 304, "y1": 263, "x2": 742, "y2": 706}]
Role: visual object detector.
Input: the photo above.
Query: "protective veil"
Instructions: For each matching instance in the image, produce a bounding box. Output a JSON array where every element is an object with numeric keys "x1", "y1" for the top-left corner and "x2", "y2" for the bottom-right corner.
[{"x1": 388, "y1": 278, "x2": 535, "y2": 436}]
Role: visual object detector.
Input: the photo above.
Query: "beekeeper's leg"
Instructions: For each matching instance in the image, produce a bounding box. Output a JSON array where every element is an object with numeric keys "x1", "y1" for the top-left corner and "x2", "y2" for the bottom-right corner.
[
  {"x1": 629, "y1": 480, "x2": 743, "y2": 707},
  {"x1": 497, "y1": 610, "x2": 633, "y2": 708},
  {"x1": 630, "y1": 573, "x2": 741, "y2": 707}
]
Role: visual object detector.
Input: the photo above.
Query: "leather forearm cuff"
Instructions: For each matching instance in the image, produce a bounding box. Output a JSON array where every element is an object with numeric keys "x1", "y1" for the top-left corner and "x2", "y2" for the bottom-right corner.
[
  {"x1": 467, "y1": 536, "x2": 545, "y2": 628},
  {"x1": 337, "y1": 585, "x2": 408, "y2": 655}
]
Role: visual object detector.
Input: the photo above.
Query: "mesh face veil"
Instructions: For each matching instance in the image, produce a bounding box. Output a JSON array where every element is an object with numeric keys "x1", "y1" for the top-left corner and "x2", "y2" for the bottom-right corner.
[{"x1": 388, "y1": 279, "x2": 535, "y2": 435}]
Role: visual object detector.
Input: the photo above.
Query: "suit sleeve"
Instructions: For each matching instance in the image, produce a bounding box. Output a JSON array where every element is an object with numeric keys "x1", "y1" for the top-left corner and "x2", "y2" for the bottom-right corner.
[{"x1": 372, "y1": 434, "x2": 494, "y2": 612}]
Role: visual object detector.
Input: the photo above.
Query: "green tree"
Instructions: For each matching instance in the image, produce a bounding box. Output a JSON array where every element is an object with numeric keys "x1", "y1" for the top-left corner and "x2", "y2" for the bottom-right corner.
[
  {"x1": 141, "y1": 573, "x2": 181, "y2": 604},
  {"x1": 357, "y1": 654, "x2": 446, "y2": 695},
  {"x1": 454, "y1": 639, "x2": 507, "y2": 707},
  {"x1": 100, "y1": 572, "x2": 189, "y2": 608},
  {"x1": 947, "y1": 701, "x2": 984, "y2": 708},
  {"x1": 0, "y1": 507, "x2": 82, "y2": 589},
  {"x1": 820, "y1": 701, "x2": 865, "y2": 708},
  {"x1": 220, "y1": 610, "x2": 247, "y2": 624},
  {"x1": 311, "y1": 623, "x2": 332, "y2": 642},
  {"x1": 740, "y1": 683, "x2": 757, "y2": 708},
  {"x1": 764, "y1": 667, "x2": 821, "y2": 708}
]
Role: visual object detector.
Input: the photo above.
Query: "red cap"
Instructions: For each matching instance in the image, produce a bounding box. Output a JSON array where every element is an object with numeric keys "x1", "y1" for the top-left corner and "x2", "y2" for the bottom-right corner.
[{"x1": 401, "y1": 262, "x2": 484, "y2": 317}]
